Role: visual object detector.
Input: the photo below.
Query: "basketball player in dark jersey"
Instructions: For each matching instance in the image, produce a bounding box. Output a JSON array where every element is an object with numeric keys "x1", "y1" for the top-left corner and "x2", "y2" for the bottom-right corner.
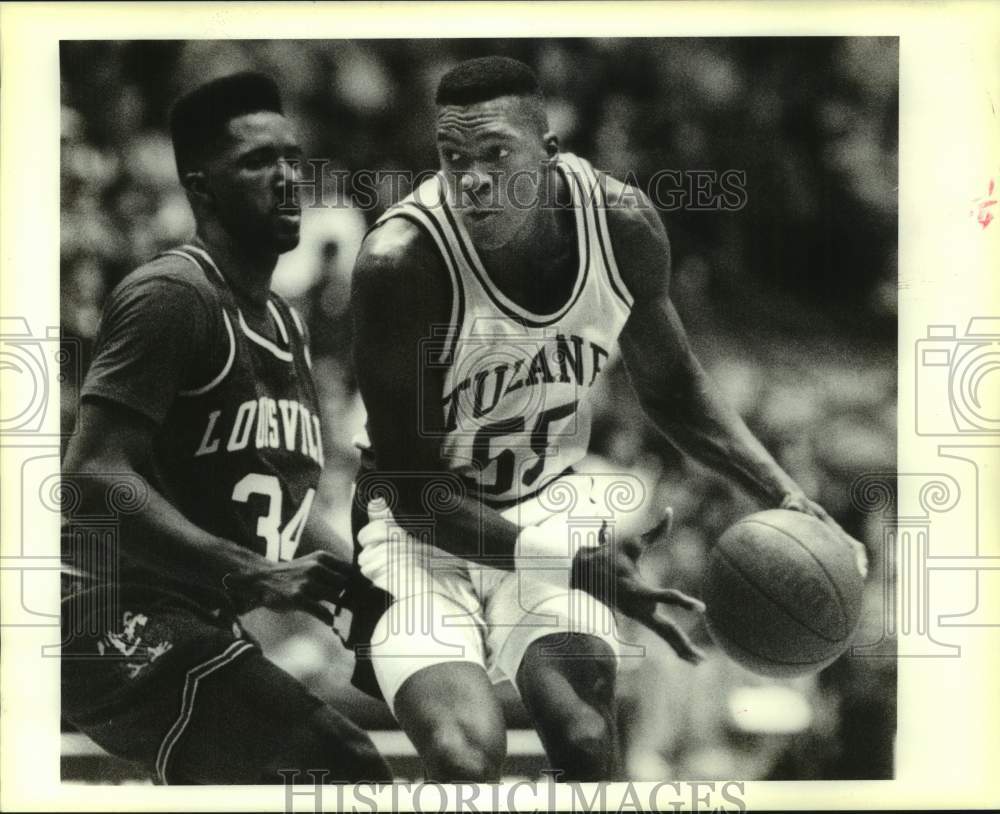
[
  {"x1": 60, "y1": 73, "x2": 391, "y2": 784},
  {"x1": 348, "y1": 57, "x2": 868, "y2": 781}
]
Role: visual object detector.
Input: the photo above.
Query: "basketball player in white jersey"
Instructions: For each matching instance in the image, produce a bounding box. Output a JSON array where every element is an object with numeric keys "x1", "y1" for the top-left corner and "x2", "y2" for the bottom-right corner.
[{"x1": 347, "y1": 56, "x2": 867, "y2": 781}]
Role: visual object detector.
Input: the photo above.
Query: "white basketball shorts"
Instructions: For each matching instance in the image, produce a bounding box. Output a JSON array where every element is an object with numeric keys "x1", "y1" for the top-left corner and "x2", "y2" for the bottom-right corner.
[{"x1": 366, "y1": 472, "x2": 636, "y2": 713}]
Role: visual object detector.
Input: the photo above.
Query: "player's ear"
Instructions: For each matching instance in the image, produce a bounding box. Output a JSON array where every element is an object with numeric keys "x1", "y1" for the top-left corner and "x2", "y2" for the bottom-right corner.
[
  {"x1": 544, "y1": 132, "x2": 560, "y2": 159},
  {"x1": 182, "y1": 170, "x2": 213, "y2": 206}
]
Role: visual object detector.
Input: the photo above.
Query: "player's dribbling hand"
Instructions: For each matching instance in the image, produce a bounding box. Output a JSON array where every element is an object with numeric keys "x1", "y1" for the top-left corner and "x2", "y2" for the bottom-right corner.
[
  {"x1": 223, "y1": 551, "x2": 352, "y2": 626},
  {"x1": 570, "y1": 508, "x2": 707, "y2": 665},
  {"x1": 780, "y1": 491, "x2": 869, "y2": 578}
]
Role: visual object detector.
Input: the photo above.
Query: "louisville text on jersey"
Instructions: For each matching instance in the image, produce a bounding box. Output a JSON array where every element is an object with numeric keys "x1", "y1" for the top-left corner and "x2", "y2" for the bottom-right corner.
[{"x1": 193, "y1": 397, "x2": 324, "y2": 466}]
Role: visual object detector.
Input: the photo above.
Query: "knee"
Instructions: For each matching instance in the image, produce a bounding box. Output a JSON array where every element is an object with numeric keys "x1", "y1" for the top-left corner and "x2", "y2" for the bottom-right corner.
[
  {"x1": 561, "y1": 710, "x2": 614, "y2": 764},
  {"x1": 424, "y1": 723, "x2": 506, "y2": 782},
  {"x1": 288, "y1": 709, "x2": 393, "y2": 783},
  {"x1": 336, "y1": 727, "x2": 394, "y2": 783},
  {"x1": 539, "y1": 708, "x2": 618, "y2": 780}
]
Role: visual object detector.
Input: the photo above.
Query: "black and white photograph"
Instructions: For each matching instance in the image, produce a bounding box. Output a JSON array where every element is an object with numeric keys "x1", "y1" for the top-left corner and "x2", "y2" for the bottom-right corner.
[
  {"x1": 1, "y1": 3, "x2": 998, "y2": 812},
  {"x1": 56, "y1": 35, "x2": 896, "y2": 788}
]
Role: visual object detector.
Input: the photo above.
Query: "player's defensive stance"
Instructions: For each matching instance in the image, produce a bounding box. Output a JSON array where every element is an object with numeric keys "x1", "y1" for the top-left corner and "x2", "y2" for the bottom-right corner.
[
  {"x1": 60, "y1": 73, "x2": 391, "y2": 784},
  {"x1": 346, "y1": 57, "x2": 867, "y2": 782}
]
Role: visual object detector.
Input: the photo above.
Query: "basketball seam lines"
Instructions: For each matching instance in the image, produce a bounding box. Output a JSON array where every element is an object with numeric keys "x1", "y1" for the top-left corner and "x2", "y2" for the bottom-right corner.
[
  {"x1": 713, "y1": 532, "x2": 846, "y2": 643},
  {"x1": 707, "y1": 565, "x2": 842, "y2": 667},
  {"x1": 739, "y1": 518, "x2": 852, "y2": 632},
  {"x1": 709, "y1": 554, "x2": 844, "y2": 663}
]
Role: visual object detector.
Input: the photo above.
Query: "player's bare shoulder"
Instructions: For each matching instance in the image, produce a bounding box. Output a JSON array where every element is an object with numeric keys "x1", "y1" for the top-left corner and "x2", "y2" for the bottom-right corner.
[
  {"x1": 351, "y1": 216, "x2": 452, "y2": 326},
  {"x1": 600, "y1": 173, "x2": 672, "y2": 301}
]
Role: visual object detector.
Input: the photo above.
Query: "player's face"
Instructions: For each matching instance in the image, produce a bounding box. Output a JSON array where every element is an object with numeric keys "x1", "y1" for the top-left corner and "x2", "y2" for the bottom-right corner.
[
  {"x1": 437, "y1": 96, "x2": 550, "y2": 251},
  {"x1": 205, "y1": 112, "x2": 303, "y2": 254}
]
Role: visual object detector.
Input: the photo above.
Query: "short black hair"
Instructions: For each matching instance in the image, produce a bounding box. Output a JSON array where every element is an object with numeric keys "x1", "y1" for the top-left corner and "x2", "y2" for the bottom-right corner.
[
  {"x1": 436, "y1": 56, "x2": 541, "y2": 107},
  {"x1": 169, "y1": 72, "x2": 283, "y2": 178}
]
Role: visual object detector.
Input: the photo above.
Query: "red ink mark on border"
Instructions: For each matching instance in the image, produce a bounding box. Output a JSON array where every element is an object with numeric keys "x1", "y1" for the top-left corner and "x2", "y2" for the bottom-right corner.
[{"x1": 971, "y1": 178, "x2": 996, "y2": 230}]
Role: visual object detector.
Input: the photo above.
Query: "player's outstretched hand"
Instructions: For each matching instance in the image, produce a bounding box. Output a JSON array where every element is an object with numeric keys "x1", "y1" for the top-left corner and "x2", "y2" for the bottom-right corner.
[
  {"x1": 780, "y1": 491, "x2": 869, "y2": 578},
  {"x1": 223, "y1": 551, "x2": 352, "y2": 626},
  {"x1": 570, "y1": 508, "x2": 707, "y2": 665}
]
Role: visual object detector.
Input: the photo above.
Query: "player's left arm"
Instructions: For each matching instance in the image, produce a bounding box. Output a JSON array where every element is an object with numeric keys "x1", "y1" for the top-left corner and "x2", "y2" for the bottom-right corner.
[
  {"x1": 296, "y1": 505, "x2": 354, "y2": 562},
  {"x1": 276, "y1": 302, "x2": 356, "y2": 564},
  {"x1": 608, "y1": 184, "x2": 868, "y2": 577}
]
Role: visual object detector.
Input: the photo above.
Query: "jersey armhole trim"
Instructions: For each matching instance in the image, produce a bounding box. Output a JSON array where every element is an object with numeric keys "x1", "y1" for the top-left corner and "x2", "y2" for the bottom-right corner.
[
  {"x1": 237, "y1": 310, "x2": 294, "y2": 362},
  {"x1": 151, "y1": 249, "x2": 236, "y2": 398},
  {"x1": 178, "y1": 309, "x2": 236, "y2": 397},
  {"x1": 380, "y1": 207, "x2": 465, "y2": 367},
  {"x1": 170, "y1": 245, "x2": 295, "y2": 364},
  {"x1": 579, "y1": 162, "x2": 635, "y2": 310},
  {"x1": 287, "y1": 306, "x2": 313, "y2": 369},
  {"x1": 266, "y1": 300, "x2": 290, "y2": 345},
  {"x1": 179, "y1": 243, "x2": 227, "y2": 285},
  {"x1": 288, "y1": 305, "x2": 306, "y2": 338}
]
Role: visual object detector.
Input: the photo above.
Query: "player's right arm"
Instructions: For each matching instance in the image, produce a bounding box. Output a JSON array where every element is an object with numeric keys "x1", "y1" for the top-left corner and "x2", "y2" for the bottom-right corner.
[
  {"x1": 351, "y1": 218, "x2": 522, "y2": 567},
  {"x1": 352, "y1": 219, "x2": 705, "y2": 662},
  {"x1": 63, "y1": 270, "x2": 349, "y2": 624}
]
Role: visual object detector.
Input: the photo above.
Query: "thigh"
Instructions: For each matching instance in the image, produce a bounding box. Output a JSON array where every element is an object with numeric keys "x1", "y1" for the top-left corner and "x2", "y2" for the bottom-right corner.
[
  {"x1": 61, "y1": 590, "x2": 252, "y2": 779},
  {"x1": 392, "y1": 660, "x2": 506, "y2": 775},
  {"x1": 484, "y1": 472, "x2": 624, "y2": 684},
  {"x1": 62, "y1": 592, "x2": 385, "y2": 785},
  {"x1": 515, "y1": 632, "x2": 623, "y2": 780},
  {"x1": 516, "y1": 632, "x2": 618, "y2": 715},
  {"x1": 167, "y1": 648, "x2": 386, "y2": 784},
  {"x1": 367, "y1": 578, "x2": 506, "y2": 779},
  {"x1": 368, "y1": 582, "x2": 488, "y2": 715},
  {"x1": 483, "y1": 570, "x2": 620, "y2": 686}
]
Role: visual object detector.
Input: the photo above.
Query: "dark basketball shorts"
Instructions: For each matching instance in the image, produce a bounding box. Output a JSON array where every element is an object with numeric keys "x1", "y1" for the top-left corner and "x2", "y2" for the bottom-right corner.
[{"x1": 61, "y1": 583, "x2": 327, "y2": 784}]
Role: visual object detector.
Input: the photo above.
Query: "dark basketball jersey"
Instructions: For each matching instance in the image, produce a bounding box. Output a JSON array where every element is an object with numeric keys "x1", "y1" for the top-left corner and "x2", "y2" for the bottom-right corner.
[{"x1": 70, "y1": 243, "x2": 323, "y2": 610}]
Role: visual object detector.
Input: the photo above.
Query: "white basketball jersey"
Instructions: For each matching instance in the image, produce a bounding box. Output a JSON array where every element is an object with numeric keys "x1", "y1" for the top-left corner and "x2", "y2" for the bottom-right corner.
[{"x1": 374, "y1": 153, "x2": 634, "y2": 507}]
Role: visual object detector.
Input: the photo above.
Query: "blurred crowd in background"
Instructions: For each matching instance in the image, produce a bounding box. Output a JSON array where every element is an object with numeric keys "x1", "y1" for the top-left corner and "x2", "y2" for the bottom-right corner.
[{"x1": 60, "y1": 38, "x2": 898, "y2": 781}]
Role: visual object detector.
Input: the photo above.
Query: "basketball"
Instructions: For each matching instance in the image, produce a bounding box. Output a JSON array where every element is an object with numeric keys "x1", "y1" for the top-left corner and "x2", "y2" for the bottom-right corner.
[{"x1": 702, "y1": 509, "x2": 864, "y2": 677}]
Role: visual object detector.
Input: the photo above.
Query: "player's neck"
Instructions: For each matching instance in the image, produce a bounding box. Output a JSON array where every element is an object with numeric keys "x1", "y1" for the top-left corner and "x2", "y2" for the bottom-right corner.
[
  {"x1": 476, "y1": 165, "x2": 572, "y2": 269},
  {"x1": 477, "y1": 195, "x2": 568, "y2": 270},
  {"x1": 193, "y1": 225, "x2": 277, "y2": 309}
]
